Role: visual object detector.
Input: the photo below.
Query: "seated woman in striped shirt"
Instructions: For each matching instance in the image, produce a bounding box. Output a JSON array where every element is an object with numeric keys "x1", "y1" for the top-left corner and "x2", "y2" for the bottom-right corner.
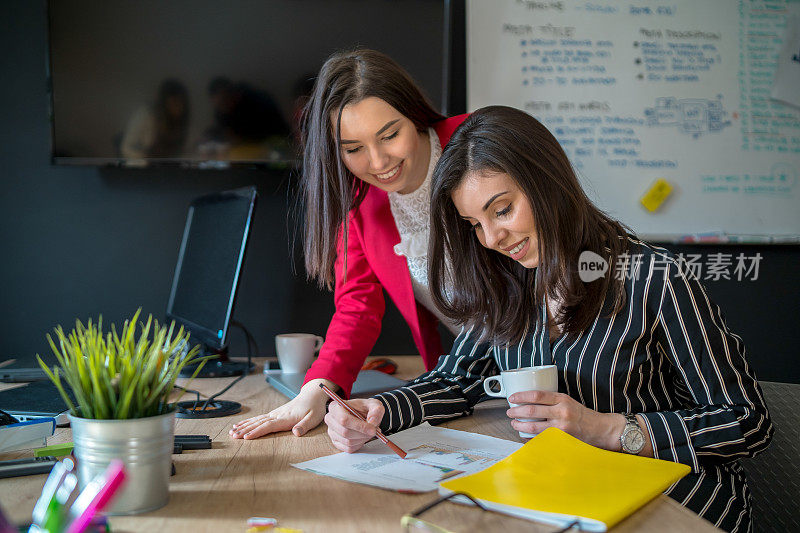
[{"x1": 323, "y1": 106, "x2": 773, "y2": 533}]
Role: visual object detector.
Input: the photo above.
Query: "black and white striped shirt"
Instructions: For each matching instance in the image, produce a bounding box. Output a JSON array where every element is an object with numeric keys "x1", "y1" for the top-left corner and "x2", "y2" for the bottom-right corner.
[{"x1": 374, "y1": 239, "x2": 773, "y2": 533}]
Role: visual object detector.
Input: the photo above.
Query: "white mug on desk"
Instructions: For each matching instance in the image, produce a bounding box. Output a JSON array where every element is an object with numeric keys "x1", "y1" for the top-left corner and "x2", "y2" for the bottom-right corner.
[
  {"x1": 275, "y1": 333, "x2": 324, "y2": 374},
  {"x1": 483, "y1": 365, "x2": 558, "y2": 438}
]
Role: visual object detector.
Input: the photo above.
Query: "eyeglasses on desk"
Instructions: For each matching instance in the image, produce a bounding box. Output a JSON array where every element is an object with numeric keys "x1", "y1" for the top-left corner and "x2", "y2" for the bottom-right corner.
[{"x1": 401, "y1": 491, "x2": 582, "y2": 533}]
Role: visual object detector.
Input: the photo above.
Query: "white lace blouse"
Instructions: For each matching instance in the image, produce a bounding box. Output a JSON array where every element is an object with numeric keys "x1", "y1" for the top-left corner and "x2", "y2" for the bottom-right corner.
[{"x1": 388, "y1": 129, "x2": 459, "y2": 335}]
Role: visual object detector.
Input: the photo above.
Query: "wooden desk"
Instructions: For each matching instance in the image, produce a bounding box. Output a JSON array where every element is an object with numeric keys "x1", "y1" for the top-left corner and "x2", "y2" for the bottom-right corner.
[{"x1": 1, "y1": 357, "x2": 720, "y2": 532}]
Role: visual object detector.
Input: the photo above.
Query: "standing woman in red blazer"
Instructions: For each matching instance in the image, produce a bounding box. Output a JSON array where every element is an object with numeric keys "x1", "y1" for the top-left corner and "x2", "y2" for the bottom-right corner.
[{"x1": 230, "y1": 49, "x2": 467, "y2": 440}]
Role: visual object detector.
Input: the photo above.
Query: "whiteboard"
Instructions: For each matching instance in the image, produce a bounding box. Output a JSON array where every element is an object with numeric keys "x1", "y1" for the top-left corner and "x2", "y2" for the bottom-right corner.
[{"x1": 467, "y1": 0, "x2": 800, "y2": 242}]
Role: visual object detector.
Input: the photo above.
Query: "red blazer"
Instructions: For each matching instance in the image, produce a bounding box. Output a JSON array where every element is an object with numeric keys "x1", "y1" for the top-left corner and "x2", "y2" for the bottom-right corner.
[{"x1": 304, "y1": 115, "x2": 469, "y2": 397}]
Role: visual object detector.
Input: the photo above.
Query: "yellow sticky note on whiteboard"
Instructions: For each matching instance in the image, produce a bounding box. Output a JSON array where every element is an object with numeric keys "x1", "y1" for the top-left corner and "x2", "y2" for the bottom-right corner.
[{"x1": 640, "y1": 179, "x2": 673, "y2": 212}]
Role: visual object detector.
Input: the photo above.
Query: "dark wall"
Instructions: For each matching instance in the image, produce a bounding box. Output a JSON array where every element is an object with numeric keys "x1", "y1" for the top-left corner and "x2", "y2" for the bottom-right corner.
[
  {"x1": 1, "y1": 2, "x2": 797, "y2": 383},
  {"x1": 658, "y1": 244, "x2": 799, "y2": 384}
]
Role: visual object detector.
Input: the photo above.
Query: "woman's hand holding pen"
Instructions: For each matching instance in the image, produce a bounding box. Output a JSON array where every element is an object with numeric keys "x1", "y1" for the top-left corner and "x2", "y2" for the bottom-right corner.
[
  {"x1": 506, "y1": 390, "x2": 651, "y2": 454},
  {"x1": 324, "y1": 398, "x2": 385, "y2": 453},
  {"x1": 229, "y1": 378, "x2": 334, "y2": 439}
]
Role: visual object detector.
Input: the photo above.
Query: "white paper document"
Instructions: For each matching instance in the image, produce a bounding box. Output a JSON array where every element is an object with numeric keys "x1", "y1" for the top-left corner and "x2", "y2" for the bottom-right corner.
[{"x1": 292, "y1": 423, "x2": 522, "y2": 492}]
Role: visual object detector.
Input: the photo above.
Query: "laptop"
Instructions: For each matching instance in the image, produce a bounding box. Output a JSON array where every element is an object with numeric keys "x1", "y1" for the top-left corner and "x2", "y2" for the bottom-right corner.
[
  {"x1": 0, "y1": 379, "x2": 74, "y2": 425},
  {"x1": 266, "y1": 370, "x2": 407, "y2": 399}
]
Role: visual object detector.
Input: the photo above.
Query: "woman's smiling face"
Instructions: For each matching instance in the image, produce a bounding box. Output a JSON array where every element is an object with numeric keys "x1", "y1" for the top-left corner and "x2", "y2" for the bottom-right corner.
[
  {"x1": 451, "y1": 170, "x2": 540, "y2": 269},
  {"x1": 335, "y1": 97, "x2": 429, "y2": 195}
]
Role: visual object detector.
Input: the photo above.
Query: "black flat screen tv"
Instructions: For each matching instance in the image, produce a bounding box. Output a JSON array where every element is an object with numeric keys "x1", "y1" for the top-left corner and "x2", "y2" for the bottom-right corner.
[{"x1": 46, "y1": 0, "x2": 451, "y2": 168}]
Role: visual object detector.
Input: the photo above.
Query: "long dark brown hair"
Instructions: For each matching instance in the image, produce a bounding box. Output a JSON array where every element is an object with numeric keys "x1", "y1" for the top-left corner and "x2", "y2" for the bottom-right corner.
[
  {"x1": 299, "y1": 49, "x2": 444, "y2": 288},
  {"x1": 429, "y1": 106, "x2": 630, "y2": 345}
]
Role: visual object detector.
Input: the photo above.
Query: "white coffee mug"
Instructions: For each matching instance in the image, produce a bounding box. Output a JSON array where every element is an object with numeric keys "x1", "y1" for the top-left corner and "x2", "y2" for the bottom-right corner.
[
  {"x1": 483, "y1": 365, "x2": 558, "y2": 438},
  {"x1": 275, "y1": 333, "x2": 324, "y2": 374}
]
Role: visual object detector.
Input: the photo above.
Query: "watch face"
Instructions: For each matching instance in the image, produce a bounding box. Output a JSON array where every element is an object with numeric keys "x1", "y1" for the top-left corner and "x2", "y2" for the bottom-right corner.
[{"x1": 624, "y1": 429, "x2": 645, "y2": 451}]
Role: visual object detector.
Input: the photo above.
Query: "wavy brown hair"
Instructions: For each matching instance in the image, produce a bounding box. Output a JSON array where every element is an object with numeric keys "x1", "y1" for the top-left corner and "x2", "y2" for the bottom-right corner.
[
  {"x1": 299, "y1": 49, "x2": 444, "y2": 288},
  {"x1": 429, "y1": 106, "x2": 630, "y2": 345}
]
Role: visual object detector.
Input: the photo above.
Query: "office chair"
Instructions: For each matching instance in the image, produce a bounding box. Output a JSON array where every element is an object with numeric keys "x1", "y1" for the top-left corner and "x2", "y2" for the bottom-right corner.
[{"x1": 740, "y1": 381, "x2": 800, "y2": 532}]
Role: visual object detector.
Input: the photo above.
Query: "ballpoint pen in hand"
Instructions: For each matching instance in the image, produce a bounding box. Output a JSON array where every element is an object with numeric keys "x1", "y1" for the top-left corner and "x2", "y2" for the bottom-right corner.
[{"x1": 319, "y1": 383, "x2": 407, "y2": 459}]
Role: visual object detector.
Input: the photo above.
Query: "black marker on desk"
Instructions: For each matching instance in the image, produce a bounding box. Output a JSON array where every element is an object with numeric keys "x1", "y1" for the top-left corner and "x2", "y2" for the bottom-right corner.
[{"x1": 0, "y1": 456, "x2": 57, "y2": 478}]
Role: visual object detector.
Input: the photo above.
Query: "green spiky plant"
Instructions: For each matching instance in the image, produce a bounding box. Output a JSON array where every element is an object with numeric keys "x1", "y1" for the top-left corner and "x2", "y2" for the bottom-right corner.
[{"x1": 37, "y1": 309, "x2": 211, "y2": 419}]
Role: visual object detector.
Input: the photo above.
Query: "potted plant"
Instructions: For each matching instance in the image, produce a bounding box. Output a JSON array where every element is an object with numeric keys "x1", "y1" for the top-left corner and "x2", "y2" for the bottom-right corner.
[{"x1": 38, "y1": 309, "x2": 208, "y2": 514}]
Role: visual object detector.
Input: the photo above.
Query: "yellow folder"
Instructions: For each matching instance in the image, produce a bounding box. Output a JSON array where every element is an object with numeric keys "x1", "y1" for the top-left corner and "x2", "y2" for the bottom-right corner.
[{"x1": 439, "y1": 427, "x2": 690, "y2": 532}]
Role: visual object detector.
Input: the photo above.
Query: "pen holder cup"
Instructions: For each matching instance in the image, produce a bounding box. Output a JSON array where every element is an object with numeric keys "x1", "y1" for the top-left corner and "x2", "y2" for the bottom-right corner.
[{"x1": 70, "y1": 411, "x2": 175, "y2": 515}]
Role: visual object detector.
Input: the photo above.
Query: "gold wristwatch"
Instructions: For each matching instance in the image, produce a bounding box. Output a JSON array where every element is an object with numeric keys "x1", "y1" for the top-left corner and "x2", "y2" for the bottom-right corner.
[{"x1": 620, "y1": 413, "x2": 645, "y2": 454}]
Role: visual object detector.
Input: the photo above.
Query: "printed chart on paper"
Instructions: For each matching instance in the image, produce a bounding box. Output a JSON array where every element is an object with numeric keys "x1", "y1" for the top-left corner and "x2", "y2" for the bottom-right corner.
[{"x1": 292, "y1": 423, "x2": 522, "y2": 492}]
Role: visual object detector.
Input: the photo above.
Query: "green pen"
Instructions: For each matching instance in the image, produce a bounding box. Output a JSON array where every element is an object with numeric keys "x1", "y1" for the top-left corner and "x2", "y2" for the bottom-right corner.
[{"x1": 41, "y1": 496, "x2": 65, "y2": 532}]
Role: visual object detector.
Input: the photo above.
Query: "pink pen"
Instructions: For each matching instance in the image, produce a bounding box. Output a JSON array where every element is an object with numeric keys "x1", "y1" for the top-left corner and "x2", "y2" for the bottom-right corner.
[{"x1": 66, "y1": 460, "x2": 126, "y2": 533}]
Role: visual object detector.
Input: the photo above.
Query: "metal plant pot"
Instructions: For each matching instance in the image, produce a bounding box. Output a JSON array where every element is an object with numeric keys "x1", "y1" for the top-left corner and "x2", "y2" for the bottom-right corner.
[{"x1": 69, "y1": 410, "x2": 174, "y2": 515}]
